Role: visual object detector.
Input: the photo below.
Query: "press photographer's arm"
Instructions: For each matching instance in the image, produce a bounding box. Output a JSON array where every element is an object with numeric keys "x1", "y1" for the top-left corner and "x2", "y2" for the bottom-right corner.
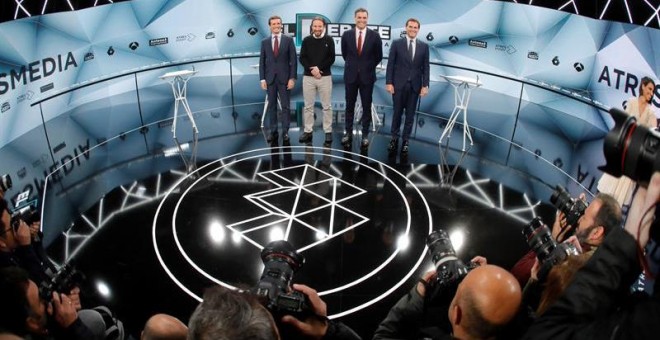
[{"x1": 523, "y1": 172, "x2": 660, "y2": 340}]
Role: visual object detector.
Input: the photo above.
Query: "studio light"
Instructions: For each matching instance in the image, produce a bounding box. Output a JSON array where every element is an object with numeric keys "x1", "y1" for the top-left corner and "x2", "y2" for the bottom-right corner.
[
  {"x1": 449, "y1": 229, "x2": 465, "y2": 252},
  {"x1": 209, "y1": 221, "x2": 225, "y2": 243}
]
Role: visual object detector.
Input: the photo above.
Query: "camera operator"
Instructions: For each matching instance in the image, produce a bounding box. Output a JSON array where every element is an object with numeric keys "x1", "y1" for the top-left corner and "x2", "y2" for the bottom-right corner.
[
  {"x1": 0, "y1": 199, "x2": 49, "y2": 284},
  {"x1": 0, "y1": 266, "x2": 106, "y2": 340},
  {"x1": 511, "y1": 193, "x2": 622, "y2": 287},
  {"x1": 187, "y1": 284, "x2": 361, "y2": 340},
  {"x1": 373, "y1": 264, "x2": 522, "y2": 340},
  {"x1": 523, "y1": 172, "x2": 660, "y2": 339}
]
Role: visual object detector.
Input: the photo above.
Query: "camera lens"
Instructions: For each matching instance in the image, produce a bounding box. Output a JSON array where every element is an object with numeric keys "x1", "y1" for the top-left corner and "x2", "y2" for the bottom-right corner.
[
  {"x1": 601, "y1": 108, "x2": 660, "y2": 187},
  {"x1": 522, "y1": 217, "x2": 557, "y2": 263}
]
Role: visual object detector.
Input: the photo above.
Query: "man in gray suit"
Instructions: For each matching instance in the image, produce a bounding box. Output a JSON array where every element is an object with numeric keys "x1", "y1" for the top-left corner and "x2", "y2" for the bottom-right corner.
[
  {"x1": 260, "y1": 15, "x2": 297, "y2": 144},
  {"x1": 385, "y1": 18, "x2": 429, "y2": 156}
]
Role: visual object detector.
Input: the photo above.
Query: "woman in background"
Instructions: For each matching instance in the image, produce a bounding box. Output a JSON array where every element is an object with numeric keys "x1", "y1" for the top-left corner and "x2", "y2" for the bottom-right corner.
[{"x1": 598, "y1": 76, "x2": 657, "y2": 207}]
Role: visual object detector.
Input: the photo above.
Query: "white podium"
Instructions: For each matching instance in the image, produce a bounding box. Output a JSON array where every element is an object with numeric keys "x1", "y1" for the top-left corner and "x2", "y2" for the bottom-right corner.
[
  {"x1": 160, "y1": 69, "x2": 199, "y2": 172},
  {"x1": 438, "y1": 75, "x2": 482, "y2": 151}
]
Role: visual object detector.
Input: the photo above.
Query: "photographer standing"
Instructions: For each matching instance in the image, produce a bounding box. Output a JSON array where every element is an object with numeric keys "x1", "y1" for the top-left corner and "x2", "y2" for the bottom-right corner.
[
  {"x1": 511, "y1": 193, "x2": 622, "y2": 287},
  {"x1": 373, "y1": 265, "x2": 521, "y2": 339},
  {"x1": 523, "y1": 172, "x2": 660, "y2": 340}
]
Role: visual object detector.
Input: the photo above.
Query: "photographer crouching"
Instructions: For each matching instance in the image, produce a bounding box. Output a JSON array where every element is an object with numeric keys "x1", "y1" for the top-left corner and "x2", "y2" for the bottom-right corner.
[
  {"x1": 373, "y1": 230, "x2": 522, "y2": 339},
  {"x1": 522, "y1": 108, "x2": 660, "y2": 339},
  {"x1": 187, "y1": 240, "x2": 361, "y2": 339}
]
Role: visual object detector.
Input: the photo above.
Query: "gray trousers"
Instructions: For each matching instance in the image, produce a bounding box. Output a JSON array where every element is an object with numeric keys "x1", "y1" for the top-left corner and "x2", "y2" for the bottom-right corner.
[{"x1": 302, "y1": 75, "x2": 333, "y2": 133}]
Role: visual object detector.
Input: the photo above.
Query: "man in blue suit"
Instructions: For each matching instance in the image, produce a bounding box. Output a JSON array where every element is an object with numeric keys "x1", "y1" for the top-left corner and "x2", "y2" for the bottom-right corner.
[
  {"x1": 386, "y1": 18, "x2": 429, "y2": 155},
  {"x1": 340, "y1": 8, "x2": 383, "y2": 148},
  {"x1": 260, "y1": 15, "x2": 297, "y2": 144}
]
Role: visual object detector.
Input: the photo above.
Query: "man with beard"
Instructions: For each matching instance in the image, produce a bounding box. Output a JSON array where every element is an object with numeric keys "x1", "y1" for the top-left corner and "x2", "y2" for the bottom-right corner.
[
  {"x1": 299, "y1": 17, "x2": 336, "y2": 146},
  {"x1": 511, "y1": 193, "x2": 622, "y2": 287}
]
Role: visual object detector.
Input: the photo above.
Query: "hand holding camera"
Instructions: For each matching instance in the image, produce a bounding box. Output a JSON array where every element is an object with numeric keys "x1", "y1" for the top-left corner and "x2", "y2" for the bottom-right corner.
[
  {"x1": 281, "y1": 284, "x2": 329, "y2": 338},
  {"x1": 51, "y1": 291, "x2": 78, "y2": 328}
]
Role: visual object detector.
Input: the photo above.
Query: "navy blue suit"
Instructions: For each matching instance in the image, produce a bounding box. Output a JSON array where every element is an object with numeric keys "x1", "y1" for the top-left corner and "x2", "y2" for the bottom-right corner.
[
  {"x1": 385, "y1": 37, "x2": 430, "y2": 141},
  {"x1": 341, "y1": 28, "x2": 383, "y2": 136},
  {"x1": 259, "y1": 34, "x2": 297, "y2": 133}
]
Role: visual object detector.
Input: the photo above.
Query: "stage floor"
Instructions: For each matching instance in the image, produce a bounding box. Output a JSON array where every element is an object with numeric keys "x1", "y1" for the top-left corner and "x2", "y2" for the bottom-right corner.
[{"x1": 45, "y1": 138, "x2": 556, "y2": 338}]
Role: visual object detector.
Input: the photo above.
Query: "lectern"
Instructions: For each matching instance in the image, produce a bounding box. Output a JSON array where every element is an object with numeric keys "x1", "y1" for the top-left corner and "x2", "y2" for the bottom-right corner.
[
  {"x1": 159, "y1": 69, "x2": 199, "y2": 172},
  {"x1": 438, "y1": 75, "x2": 482, "y2": 151}
]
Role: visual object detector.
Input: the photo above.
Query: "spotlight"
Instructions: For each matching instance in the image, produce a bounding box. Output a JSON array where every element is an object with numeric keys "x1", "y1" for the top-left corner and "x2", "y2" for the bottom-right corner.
[
  {"x1": 269, "y1": 227, "x2": 284, "y2": 241},
  {"x1": 209, "y1": 221, "x2": 225, "y2": 243},
  {"x1": 449, "y1": 229, "x2": 465, "y2": 252},
  {"x1": 397, "y1": 235, "x2": 410, "y2": 250}
]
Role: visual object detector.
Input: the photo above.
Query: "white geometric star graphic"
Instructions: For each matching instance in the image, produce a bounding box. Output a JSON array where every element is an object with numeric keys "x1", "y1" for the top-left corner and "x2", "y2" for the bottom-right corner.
[{"x1": 224, "y1": 164, "x2": 369, "y2": 252}]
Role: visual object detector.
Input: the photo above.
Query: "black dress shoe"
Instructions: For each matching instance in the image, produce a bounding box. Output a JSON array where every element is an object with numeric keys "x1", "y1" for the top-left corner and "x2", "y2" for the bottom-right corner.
[
  {"x1": 267, "y1": 131, "x2": 278, "y2": 143},
  {"x1": 388, "y1": 138, "x2": 398, "y2": 153},
  {"x1": 299, "y1": 132, "x2": 313, "y2": 143},
  {"x1": 401, "y1": 140, "x2": 409, "y2": 154},
  {"x1": 341, "y1": 134, "x2": 352, "y2": 147}
]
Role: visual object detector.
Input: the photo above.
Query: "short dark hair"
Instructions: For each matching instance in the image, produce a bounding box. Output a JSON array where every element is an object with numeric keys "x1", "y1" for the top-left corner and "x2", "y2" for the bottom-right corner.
[
  {"x1": 311, "y1": 17, "x2": 326, "y2": 27},
  {"x1": 187, "y1": 286, "x2": 277, "y2": 340},
  {"x1": 639, "y1": 76, "x2": 656, "y2": 103},
  {"x1": 0, "y1": 267, "x2": 31, "y2": 336},
  {"x1": 354, "y1": 8, "x2": 368, "y2": 16},
  {"x1": 594, "y1": 193, "x2": 622, "y2": 237},
  {"x1": 268, "y1": 15, "x2": 282, "y2": 26},
  {"x1": 406, "y1": 18, "x2": 420, "y2": 28}
]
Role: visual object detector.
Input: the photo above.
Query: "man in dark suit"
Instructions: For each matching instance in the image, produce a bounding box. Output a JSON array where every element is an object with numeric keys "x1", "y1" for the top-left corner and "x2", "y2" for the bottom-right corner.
[
  {"x1": 385, "y1": 18, "x2": 429, "y2": 156},
  {"x1": 340, "y1": 8, "x2": 383, "y2": 148},
  {"x1": 259, "y1": 15, "x2": 297, "y2": 144}
]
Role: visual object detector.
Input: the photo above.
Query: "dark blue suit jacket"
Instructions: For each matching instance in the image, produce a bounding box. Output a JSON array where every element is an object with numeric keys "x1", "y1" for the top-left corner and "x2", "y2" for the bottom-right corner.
[
  {"x1": 341, "y1": 28, "x2": 383, "y2": 84},
  {"x1": 385, "y1": 37, "x2": 430, "y2": 93},
  {"x1": 259, "y1": 34, "x2": 297, "y2": 84}
]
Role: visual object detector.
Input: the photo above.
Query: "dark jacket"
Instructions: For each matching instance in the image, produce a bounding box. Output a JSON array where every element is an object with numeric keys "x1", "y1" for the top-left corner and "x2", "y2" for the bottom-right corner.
[
  {"x1": 385, "y1": 37, "x2": 430, "y2": 93},
  {"x1": 523, "y1": 227, "x2": 660, "y2": 340},
  {"x1": 373, "y1": 286, "x2": 453, "y2": 340},
  {"x1": 340, "y1": 28, "x2": 383, "y2": 84},
  {"x1": 259, "y1": 34, "x2": 297, "y2": 85}
]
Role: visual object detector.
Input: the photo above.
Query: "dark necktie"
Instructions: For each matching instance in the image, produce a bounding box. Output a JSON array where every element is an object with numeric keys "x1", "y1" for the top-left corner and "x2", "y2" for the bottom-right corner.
[
  {"x1": 408, "y1": 39, "x2": 413, "y2": 60},
  {"x1": 357, "y1": 31, "x2": 363, "y2": 56},
  {"x1": 274, "y1": 35, "x2": 279, "y2": 57}
]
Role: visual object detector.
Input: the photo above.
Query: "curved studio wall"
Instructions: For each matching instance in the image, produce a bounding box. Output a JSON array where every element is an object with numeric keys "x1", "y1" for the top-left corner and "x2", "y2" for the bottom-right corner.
[{"x1": 0, "y1": 0, "x2": 657, "y2": 244}]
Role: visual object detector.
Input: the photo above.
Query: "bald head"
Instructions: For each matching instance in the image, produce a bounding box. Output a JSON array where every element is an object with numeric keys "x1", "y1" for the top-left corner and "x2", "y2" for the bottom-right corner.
[
  {"x1": 141, "y1": 314, "x2": 188, "y2": 340},
  {"x1": 449, "y1": 265, "x2": 521, "y2": 339}
]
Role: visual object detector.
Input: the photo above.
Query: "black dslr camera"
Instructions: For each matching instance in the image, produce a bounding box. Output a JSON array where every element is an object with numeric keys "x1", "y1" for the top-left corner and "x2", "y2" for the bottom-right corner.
[
  {"x1": 426, "y1": 230, "x2": 475, "y2": 289},
  {"x1": 522, "y1": 216, "x2": 579, "y2": 280},
  {"x1": 600, "y1": 107, "x2": 660, "y2": 188},
  {"x1": 38, "y1": 263, "x2": 84, "y2": 302},
  {"x1": 251, "y1": 240, "x2": 310, "y2": 318},
  {"x1": 550, "y1": 185, "x2": 586, "y2": 234},
  {"x1": 424, "y1": 230, "x2": 477, "y2": 306},
  {"x1": 11, "y1": 204, "x2": 39, "y2": 231},
  {"x1": 601, "y1": 107, "x2": 660, "y2": 241}
]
